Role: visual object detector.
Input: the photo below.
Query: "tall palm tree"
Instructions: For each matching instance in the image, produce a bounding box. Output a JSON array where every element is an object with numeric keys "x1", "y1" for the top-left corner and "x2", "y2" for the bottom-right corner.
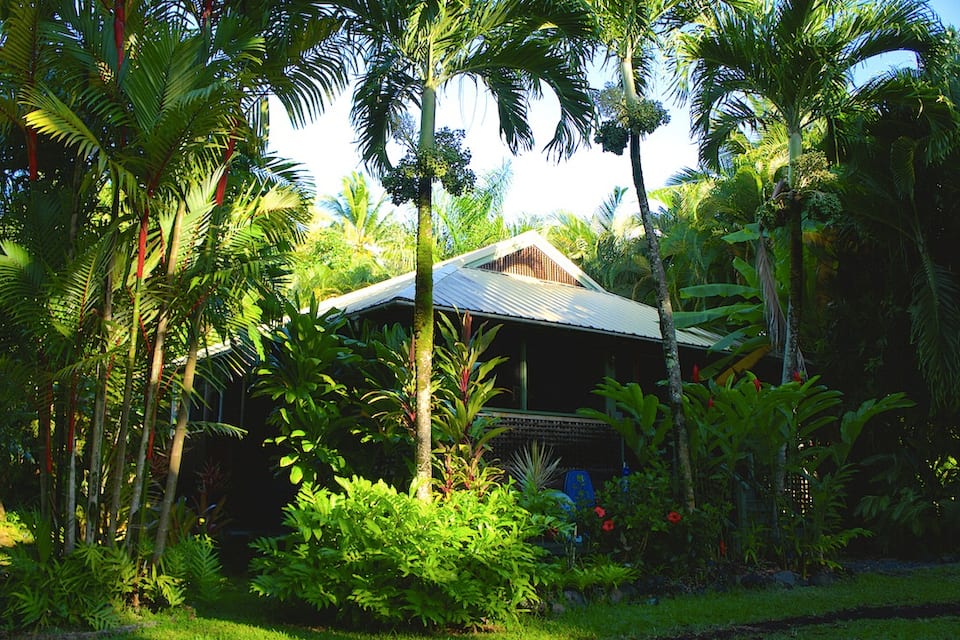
[
  {"x1": 680, "y1": 0, "x2": 943, "y2": 504},
  {"x1": 680, "y1": 0, "x2": 944, "y2": 386},
  {"x1": 333, "y1": 0, "x2": 594, "y2": 500},
  {"x1": 588, "y1": 0, "x2": 729, "y2": 511}
]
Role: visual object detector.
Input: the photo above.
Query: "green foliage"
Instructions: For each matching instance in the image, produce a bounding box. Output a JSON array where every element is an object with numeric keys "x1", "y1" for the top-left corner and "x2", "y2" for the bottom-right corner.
[
  {"x1": 574, "y1": 472, "x2": 728, "y2": 578},
  {"x1": 382, "y1": 128, "x2": 477, "y2": 205},
  {"x1": 0, "y1": 519, "x2": 224, "y2": 633},
  {"x1": 579, "y1": 378, "x2": 669, "y2": 470},
  {"x1": 683, "y1": 373, "x2": 913, "y2": 573},
  {"x1": 250, "y1": 477, "x2": 547, "y2": 628},
  {"x1": 137, "y1": 534, "x2": 225, "y2": 610},
  {"x1": 507, "y1": 440, "x2": 563, "y2": 494},
  {"x1": 253, "y1": 297, "x2": 360, "y2": 486},
  {"x1": 432, "y1": 312, "x2": 509, "y2": 497},
  {"x1": 855, "y1": 448, "x2": 960, "y2": 555},
  {"x1": 546, "y1": 556, "x2": 638, "y2": 592},
  {"x1": 0, "y1": 519, "x2": 135, "y2": 631},
  {"x1": 158, "y1": 535, "x2": 224, "y2": 604}
]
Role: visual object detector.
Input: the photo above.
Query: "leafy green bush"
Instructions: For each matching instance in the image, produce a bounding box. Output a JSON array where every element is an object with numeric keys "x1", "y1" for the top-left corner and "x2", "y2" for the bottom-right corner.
[
  {"x1": 0, "y1": 516, "x2": 135, "y2": 631},
  {"x1": 251, "y1": 476, "x2": 548, "y2": 628},
  {"x1": 0, "y1": 515, "x2": 224, "y2": 633},
  {"x1": 575, "y1": 472, "x2": 728, "y2": 577},
  {"x1": 159, "y1": 535, "x2": 224, "y2": 603}
]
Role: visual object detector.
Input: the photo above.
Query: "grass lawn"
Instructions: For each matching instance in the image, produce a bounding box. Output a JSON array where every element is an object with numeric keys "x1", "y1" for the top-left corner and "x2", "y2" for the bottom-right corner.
[{"x1": 94, "y1": 564, "x2": 960, "y2": 640}]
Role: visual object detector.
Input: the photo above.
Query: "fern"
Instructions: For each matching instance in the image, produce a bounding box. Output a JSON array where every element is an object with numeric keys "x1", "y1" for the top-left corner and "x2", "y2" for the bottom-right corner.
[{"x1": 161, "y1": 535, "x2": 223, "y2": 602}]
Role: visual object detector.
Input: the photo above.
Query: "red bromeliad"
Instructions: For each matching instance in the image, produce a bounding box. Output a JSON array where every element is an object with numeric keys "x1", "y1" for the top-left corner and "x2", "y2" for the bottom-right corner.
[{"x1": 692, "y1": 363, "x2": 700, "y2": 383}]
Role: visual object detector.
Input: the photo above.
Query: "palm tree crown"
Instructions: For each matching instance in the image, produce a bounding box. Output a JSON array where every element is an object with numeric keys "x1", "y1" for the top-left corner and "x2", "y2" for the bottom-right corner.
[{"x1": 682, "y1": 0, "x2": 944, "y2": 174}]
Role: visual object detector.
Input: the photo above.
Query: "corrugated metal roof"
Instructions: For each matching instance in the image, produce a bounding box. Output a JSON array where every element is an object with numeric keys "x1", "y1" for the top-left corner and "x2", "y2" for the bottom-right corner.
[{"x1": 317, "y1": 232, "x2": 718, "y2": 349}]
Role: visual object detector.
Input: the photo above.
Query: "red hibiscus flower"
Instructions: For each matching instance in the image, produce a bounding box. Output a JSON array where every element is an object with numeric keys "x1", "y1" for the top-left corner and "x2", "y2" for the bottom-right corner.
[
  {"x1": 594, "y1": 506, "x2": 606, "y2": 518},
  {"x1": 602, "y1": 519, "x2": 615, "y2": 532},
  {"x1": 667, "y1": 510, "x2": 682, "y2": 524}
]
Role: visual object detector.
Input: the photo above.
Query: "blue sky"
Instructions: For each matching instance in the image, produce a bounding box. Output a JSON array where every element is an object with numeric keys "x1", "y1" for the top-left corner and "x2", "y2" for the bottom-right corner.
[{"x1": 269, "y1": 0, "x2": 960, "y2": 220}]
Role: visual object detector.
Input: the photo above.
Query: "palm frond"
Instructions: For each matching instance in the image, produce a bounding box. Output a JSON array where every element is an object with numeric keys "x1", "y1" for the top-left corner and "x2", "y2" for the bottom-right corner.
[{"x1": 909, "y1": 257, "x2": 960, "y2": 412}]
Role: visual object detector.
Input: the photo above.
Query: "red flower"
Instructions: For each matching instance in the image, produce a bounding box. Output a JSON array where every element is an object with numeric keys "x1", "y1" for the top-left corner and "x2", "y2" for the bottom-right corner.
[
  {"x1": 719, "y1": 539, "x2": 727, "y2": 557},
  {"x1": 792, "y1": 370, "x2": 802, "y2": 383},
  {"x1": 753, "y1": 378, "x2": 762, "y2": 392},
  {"x1": 602, "y1": 519, "x2": 615, "y2": 532},
  {"x1": 667, "y1": 510, "x2": 682, "y2": 524},
  {"x1": 692, "y1": 364, "x2": 701, "y2": 383},
  {"x1": 594, "y1": 506, "x2": 606, "y2": 518},
  {"x1": 707, "y1": 396, "x2": 715, "y2": 409}
]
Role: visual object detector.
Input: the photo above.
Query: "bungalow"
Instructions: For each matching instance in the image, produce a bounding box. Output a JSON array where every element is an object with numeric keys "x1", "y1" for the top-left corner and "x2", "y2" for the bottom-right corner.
[{"x1": 191, "y1": 231, "x2": 730, "y2": 537}]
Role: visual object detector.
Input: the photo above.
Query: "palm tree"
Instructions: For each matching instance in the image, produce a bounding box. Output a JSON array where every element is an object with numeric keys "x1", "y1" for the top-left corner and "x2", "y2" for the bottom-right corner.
[
  {"x1": 680, "y1": 0, "x2": 944, "y2": 386},
  {"x1": 319, "y1": 172, "x2": 395, "y2": 258},
  {"x1": 334, "y1": 0, "x2": 594, "y2": 500},
  {"x1": 587, "y1": 0, "x2": 727, "y2": 511},
  {"x1": 680, "y1": 0, "x2": 943, "y2": 504},
  {"x1": 152, "y1": 172, "x2": 309, "y2": 561},
  {"x1": 434, "y1": 162, "x2": 513, "y2": 259}
]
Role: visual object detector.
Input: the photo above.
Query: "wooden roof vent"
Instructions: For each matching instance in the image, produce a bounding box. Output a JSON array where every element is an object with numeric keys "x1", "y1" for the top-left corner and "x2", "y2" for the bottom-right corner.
[{"x1": 477, "y1": 246, "x2": 582, "y2": 287}]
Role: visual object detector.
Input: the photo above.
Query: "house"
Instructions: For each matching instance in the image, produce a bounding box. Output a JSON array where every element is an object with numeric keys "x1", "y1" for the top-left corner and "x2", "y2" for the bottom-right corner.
[
  {"x1": 190, "y1": 231, "x2": 734, "y2": 541},
  {"x1": 306, "y1": 230, "x2": 721, "y2": 469},
  {"x1": 184, "y1": 232, "x2": 752, "y2": 552}
]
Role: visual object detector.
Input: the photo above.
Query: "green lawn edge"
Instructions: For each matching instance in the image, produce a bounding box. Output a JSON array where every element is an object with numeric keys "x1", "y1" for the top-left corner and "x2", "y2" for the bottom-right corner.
[{"x1": 82, "y1": 563, "x2": 960, "y2": 640}]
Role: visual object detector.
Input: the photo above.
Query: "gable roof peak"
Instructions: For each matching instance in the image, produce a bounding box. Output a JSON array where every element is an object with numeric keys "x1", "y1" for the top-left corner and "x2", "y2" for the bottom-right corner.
[{"x1": 450, "y1": 231, "x2": 603, "y2": 291}]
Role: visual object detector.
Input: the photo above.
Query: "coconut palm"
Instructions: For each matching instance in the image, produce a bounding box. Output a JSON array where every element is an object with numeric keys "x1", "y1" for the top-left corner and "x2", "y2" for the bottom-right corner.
[
  {"x1": 680, "y1": 0, "x2": 944, "y2": 386},
  {"x1": 319, "y1": 171, "x2": 395, "y2": 258},
  {"x1": 334, "y1": 0, "x2": 594, "y2": 500}
]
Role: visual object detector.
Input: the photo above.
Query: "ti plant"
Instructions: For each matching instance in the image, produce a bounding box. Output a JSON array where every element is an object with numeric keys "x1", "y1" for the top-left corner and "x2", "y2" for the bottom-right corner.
[{"x1": 432, "y1": 312, "x2": 509, "y2": 497}]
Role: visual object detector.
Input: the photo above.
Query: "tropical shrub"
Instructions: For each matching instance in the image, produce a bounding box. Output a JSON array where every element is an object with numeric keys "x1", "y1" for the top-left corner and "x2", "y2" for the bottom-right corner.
[
  {"x1": 0, "y1": 531, "x2": 135, "y2": 631},
  {"x1": 574, "y1": 472, "x2": 728, "y2": 578},
  {"x1": 508, "y1": 441, "x2": 575, "y2": 542},
  {"x1": 253, "y1": 298, "x2": 361, "y2": 487},
  {"x1": 250, "y1": 476, "x2": 548, "y2": 628},
  {"x1": 683, "y1": 373, "x2": 913, "y2": 574},
  {"x1": 0, "y1": 511, "x2": 223, "y2": 633}
]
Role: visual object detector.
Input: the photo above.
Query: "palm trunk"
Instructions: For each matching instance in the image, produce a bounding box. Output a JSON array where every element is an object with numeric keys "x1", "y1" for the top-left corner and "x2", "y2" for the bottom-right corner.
[
  {"x1": 413, "y1": 84, "x2": 437, "y2": 502},
  {"x1": 153, "y1": 311, "x2": 201, "y2": 561},
  {"x1": 775, "y1": 130, "x2": 804, "y2": 499},
  {"x1": 64, "y1": 376, "x2": 80, "y2": 554},
  {"x1": 110, "y1": 205, "x2": 149, "y2": 545},
  {"x1": 621, "y1": 52, "x2": 695, "y2": 511},
  {"x1": 38, "y1": 374, "x2": 53, "y2": 525},
  {"x1": 780, "y1": 130, "x2": 804, "y2": 385},
  {"x1": 126, "y1": 200, "x2": 186, "y2": 551},
  {"x1": 87, "y1": 237, "x2": 116, "y2": 545}
]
